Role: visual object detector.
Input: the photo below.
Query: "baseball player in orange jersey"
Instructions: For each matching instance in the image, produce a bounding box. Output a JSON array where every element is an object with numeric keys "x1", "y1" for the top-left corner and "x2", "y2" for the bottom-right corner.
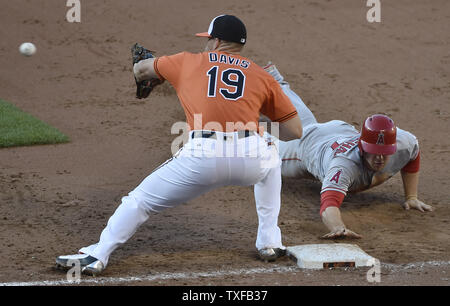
[
  {"x1": 56, "y1": 15, "x2": 303, "y2": 275},
  {"x1": 264, "y1": 63, "x2": 433, "y2": 239}
]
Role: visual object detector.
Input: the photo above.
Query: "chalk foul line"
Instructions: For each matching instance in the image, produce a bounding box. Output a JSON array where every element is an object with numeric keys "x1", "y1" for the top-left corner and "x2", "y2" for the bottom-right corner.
[
  {"x1": 1, "y1": 261, "x2": 449, "y2": 286},
  {"x1": 0, "y1": 265, "x2": 298, "y2": 286}
]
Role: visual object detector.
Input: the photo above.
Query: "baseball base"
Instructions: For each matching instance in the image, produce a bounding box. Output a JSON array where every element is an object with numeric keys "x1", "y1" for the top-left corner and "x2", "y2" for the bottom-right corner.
[{"x1": 286, "y1": 243, "x2": 377, "y2": 269}]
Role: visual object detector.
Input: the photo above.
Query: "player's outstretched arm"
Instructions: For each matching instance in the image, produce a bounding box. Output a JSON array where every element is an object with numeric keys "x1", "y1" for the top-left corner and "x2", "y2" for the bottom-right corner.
[
  {"x1": 320, "y1": 206, "x2": 362, "y2": 239},
  {"x1": 401, "y1": 170, "x2": 433, "y2": 212}
]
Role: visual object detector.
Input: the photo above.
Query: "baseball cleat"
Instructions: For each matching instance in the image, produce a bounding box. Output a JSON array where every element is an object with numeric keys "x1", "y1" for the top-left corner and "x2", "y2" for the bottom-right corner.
[
  {"x1": 258, "y1": 247, "x2": 286, "y2": 262},
  {"x1": 55, "y1": 253, "x2": 104, "y2": 275},
  {"x1": 81, "y1": 260, "x2": 105, "y2": 276},
  {"x1": 263, "y1": 62, "x2": 287, "y2": 85}
]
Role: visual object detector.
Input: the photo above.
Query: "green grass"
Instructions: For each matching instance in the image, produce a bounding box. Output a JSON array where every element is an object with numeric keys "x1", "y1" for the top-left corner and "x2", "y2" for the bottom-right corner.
[{"x1": 0, "y1": 99, "x2": 69, "y2": 148}]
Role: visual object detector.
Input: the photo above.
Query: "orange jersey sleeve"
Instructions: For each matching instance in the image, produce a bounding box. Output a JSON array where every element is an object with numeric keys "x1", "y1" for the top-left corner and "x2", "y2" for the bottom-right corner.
[
  {"x1": 260, "y1": 78, "x2": 298, "y2": 123},
  {"x1": 154, "y1": 51, "x2": 298, "y2": 131},
  {"x1": 154, "y1": 52, "x2": 187, "y2": 87}
]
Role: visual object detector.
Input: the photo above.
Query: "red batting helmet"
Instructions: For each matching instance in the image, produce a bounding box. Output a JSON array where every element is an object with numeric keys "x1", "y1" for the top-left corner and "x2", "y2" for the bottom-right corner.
[{"x1": 358, "y1": 114, "x2": 397, "y2": 155}]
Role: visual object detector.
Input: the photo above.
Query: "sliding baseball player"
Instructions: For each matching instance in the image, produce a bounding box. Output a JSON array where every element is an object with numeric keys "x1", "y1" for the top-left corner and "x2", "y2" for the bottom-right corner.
[{"x1": 264, "y1": 63, "x2": 433, "y2": 239}]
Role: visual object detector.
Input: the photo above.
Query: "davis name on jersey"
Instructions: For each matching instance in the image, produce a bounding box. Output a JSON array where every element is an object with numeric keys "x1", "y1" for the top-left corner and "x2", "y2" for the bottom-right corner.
[{"x1": 208, "y1": 52, "x2": 250, "y2": 69}]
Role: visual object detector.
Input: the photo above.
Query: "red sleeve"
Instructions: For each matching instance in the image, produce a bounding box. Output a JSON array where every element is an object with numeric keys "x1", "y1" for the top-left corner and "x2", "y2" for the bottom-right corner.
[
  {"x1": 320, "y1": 190, "x2": 345, "y2": 216},
  {"x1": 402, "y1": 151, "x2": 420, "y2": 173}
]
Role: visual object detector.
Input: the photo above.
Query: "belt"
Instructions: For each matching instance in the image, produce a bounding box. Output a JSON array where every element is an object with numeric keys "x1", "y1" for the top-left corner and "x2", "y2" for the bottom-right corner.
[{"x1": 191, "y1": 130, "x2": 255, "y2": 141}]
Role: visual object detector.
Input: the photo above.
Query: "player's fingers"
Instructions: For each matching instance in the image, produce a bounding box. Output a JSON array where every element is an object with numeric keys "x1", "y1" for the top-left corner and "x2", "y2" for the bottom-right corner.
[
  {"x1": 423, "y1": 204, "x2": 434, "y2": 212},
  {"x1": 320, "y1": 234, "x2": 330, "y2": 239},
  {"x1": 334, "y1": 230, "x2": 347, "y2": 239},
  {"x1": 411, "y1": 201, "x2": 425, "y2": 212},
  {"x1": 417, "y1": 202, "x2": 433, "y2": 212},
  {"x1": 402, "y1": 201, "x2": 410, "y2": 210},
  {"x1": 345, "y1": 230, "x2": 362, "y2": 239},
  {"x1": 321, "y1": 230, "x2": 343, "y2": 239},
  {"x1": 321, "y1": 233, "x2": 335, "y2": 239}
]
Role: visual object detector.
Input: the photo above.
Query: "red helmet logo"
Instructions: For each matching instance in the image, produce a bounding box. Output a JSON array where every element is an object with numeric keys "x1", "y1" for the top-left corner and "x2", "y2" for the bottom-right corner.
[
  {"x1": 376, "y1": 131, "x2": 385, "y2": 145},
  {"x1": 358, "y1": 114, "x2": 397, "y2": 155}
]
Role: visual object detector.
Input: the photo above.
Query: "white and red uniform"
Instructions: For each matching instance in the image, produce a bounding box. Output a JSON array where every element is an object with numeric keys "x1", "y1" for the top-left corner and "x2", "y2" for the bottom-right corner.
[
  {"x1": 275, "y1": 83, "x2": 421, "y2": 215},
  {"x1": 79, "y1": 51, "x2": 298, "y2": 266}
]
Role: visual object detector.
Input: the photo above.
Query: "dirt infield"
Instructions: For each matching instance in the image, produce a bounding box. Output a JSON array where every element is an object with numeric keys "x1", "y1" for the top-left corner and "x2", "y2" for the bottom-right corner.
[{"x1": 0, "y1": 0, "x2": 449, "y2": 286}]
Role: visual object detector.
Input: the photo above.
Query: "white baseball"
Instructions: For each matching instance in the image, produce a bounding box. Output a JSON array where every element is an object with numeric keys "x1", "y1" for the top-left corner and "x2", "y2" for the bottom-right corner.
[{"x1": 19, "y1": 42, "x2": 37, "y2": 56}]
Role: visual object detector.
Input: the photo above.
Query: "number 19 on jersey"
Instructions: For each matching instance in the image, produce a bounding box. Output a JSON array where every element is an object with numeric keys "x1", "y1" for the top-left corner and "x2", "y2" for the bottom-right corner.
[{"x1": 207, "y1": 66, "x2": 246, "y2": 101}]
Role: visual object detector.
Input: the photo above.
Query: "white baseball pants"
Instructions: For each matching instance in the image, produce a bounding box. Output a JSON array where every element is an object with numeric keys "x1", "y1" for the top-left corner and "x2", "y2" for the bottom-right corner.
[
  {"x1": 79, "y1": 131, "x2": 283, "y2": 266},
  {"x1": 280, "y1": 83, "x2": 317, "y2": 128},
  {"x1": 277, "y1": 82, "x2": 318, "y2": 177}
]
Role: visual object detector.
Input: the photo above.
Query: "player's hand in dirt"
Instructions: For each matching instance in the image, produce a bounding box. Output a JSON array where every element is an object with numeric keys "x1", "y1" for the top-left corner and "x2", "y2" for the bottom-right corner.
[
  {"x1": 402, "y1": 197, "x2": 434, "y2": 212},
  {"x1": 321, "y1": 227, "x2": 362, "y2": 239}
]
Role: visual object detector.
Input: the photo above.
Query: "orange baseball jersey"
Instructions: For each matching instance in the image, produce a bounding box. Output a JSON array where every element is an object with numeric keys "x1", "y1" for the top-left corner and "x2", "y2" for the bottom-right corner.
[{"x1": 154, "y1": 51, "x2": 297, "y2": 131}]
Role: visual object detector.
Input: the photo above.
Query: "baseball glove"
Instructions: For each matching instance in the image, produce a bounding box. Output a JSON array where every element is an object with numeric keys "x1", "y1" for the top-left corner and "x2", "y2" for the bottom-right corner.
[{"x1": 131, "y1": 43, "x2": 163, "y2": 99}]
